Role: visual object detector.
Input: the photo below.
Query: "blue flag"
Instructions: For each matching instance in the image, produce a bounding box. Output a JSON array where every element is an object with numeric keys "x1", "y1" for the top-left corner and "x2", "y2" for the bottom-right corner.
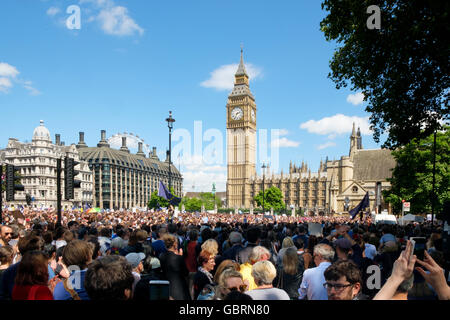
[
  {"x1": 158, "y1": 181, "x2": 182, "y2": 206},
  {"x1": 349, "y1": 192, "x2": 370, "y2": 220}
]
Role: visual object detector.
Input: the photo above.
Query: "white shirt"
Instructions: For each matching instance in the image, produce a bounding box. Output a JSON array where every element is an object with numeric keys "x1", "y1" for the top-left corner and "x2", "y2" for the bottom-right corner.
[{"x1": 298, "y1": 261, "x2": 331, "y2": 300}]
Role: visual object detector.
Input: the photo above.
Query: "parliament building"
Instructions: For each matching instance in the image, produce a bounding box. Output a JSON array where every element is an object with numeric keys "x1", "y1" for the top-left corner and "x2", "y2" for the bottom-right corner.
[{"x1": 226, "y1": 50, "x2": 396, "y2": 214}]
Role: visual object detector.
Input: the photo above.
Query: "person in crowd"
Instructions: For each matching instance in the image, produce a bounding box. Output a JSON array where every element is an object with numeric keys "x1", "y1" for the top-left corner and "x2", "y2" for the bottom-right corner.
[
  {"x1": 240, "y1": 246, "x2": 271, "y2": 291},
  {"x1": 246, "y1": 260, "x2": 290, "y2": 300},
  {"x1": 193, "y1": 249, "x2": 216, "y2": 299},
  {"x1": 125, "y1": 252, "x2": 145, "y2": 295},
  {"x1": 303, "y1": 235, "x2": 318, "y2": 269},
  {"x1": 298, "y1": 243, "x2": 335, "y2": 300},
  {"x1": 152, "y1": 227, "x2": 168, "y2": 258},
  {"x1": 53, "y1": 240, "x2": 92, "y2": 300},
  {"x1": 224, "y1": 290, "x2": 253, "y2": 300},
  {"x1": 213, "y1": 259, "x2": 240, "y2": 284},
  {"x1": 273, "y1": 247, "x2": 304, "y2": 300},
  {"x1": 133, "y1": 256, "x2": 164, "y2": 300},
  {"x1": 237, "y1": 227, "x2": 261, "y2": 265},
  {"x1": 363, "y1": 232, "x2": 377, "y2": 260},
  {"x1": 0, "y1": 234, "x2": 44, "y2": 300},
  {"x1": 184, "y1": 229, "x2": 199, "y2": 273},
  {"x1": 222, "y1": 231, "x2": 244, "y2": 262},
  {"x1": 216, "y1": 269, "x2": 248, "y2": 300},
  {"x1": 323, "y1": 259, "x2": 363, "y2": 300},
  {"x1": 97, "y1": 228, "x2": 112, "y2": 256},
  {"x1": 84, "y1": 255, "x2": 134, "y2": 300},
  {"x1": 0, "y1": 226, "x2": 13, "y2": 247},
  {"x1": 276, "y1": 237, "x2": 296, "y2": 267},
  {"x1": 12, "y1": 251, "x2": 53, "y2": 300},
  {"x1": 0, "y1": 245, "x2": 15, "y2": 297},
  {"x1": 119, "y1": 230, "x2": 147, "y2": 256},
  {"x1": 159, "y1": 234, "x2": 191, "y2": 300}
]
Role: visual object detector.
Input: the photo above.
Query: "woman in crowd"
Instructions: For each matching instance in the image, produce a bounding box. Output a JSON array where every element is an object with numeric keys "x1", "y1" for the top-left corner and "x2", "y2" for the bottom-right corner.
[
  {"x1": 12, "y1": 250, "x2": 53, "y2": 300},
  {"x1": 273, "y1": 247, "x2": 304, "y2": 300},
  {"x1": 193, "y1": 249, "x2": 216, "y2": 299},
  {"x1": 159, "y1": 234, "x2": 191, "y2": 300},
  {"x1": 246, "y1": 260, "x2": 290, "y2": 300},
  {"x1": 276, "y1": 237, "x2": 296, "y2": 267}
]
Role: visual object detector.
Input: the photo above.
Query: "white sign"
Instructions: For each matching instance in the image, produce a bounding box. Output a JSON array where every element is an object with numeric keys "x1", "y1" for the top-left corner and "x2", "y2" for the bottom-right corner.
[{"x1": 403, "y1": 202, "x2": 411, "y2": 212}]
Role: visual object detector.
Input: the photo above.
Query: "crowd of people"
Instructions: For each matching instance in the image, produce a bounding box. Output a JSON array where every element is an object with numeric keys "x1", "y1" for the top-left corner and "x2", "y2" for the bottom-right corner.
[{"x1": 0, "y1": 206, "x2": 449, "y2": 300}]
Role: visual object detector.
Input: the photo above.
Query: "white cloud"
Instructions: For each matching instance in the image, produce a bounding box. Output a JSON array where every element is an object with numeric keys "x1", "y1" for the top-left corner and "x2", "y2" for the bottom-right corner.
[
  {"x1": 182, "y1": 170, "x2": 227, "y2": 193},
  {"x1": 46, "y1": 7, "x2": 60, "y2": 16},
  {"x1": 317, "y1": 142, "x2": 336, "y2": 150},
  {"x1": 97, "y1": 6, "x2": 144, "y2": 36},
  {"x1": 0, "y1": 78, "x2": 13, "y2": 93},
  {"x1": 347, "y1": 92, "x2": 365, "y2": 105},
  {"x1": 300, "y1": 114, "x2": 372, "y2": 136},
  {"x1": 271, "y1": 137, "x2": 300, "y2": 148},
  {"x1": 0, "y1": 63, "x2": 39, "y2": 95},
  {"x1": 201, "y1": 63, "x2": 262, "y2": 91},
  {"x1": 0, "y1": 63, "x2": 19, "y2": 78}
]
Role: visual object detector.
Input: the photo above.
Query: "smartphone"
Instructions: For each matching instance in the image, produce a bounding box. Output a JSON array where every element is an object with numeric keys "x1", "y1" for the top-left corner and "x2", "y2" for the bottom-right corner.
[
  {"x1": 149, "y1": 280, "x2": 170, "y2": 300},
  {"x1": 410, "y1": 237, "x2": 426, "y2": 260}
]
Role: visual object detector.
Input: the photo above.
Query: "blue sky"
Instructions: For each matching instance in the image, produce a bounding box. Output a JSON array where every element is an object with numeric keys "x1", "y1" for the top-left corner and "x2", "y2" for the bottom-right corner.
[{"x1": 0, "y1": 0, "x2": 386, "y2": 193}]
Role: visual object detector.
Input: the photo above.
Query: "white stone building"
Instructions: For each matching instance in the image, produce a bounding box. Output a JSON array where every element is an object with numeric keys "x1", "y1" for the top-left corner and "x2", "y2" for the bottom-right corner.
[{"x1": 1, "y1": 120, "x2": 93, "y2": 209}]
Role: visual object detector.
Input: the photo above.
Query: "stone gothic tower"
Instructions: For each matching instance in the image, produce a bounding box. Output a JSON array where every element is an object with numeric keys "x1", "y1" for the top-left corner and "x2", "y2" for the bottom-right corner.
[{"x1": 226, "y1": 48, "x2": 257, "y2": 209}]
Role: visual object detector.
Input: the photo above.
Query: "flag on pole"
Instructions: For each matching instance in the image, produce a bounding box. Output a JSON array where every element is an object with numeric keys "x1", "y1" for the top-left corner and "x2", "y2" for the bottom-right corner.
[
  {"x1": 349, "y1": 192, "x2": 370, "y2": 220},
  {"x1": 158, "y1": 181, "x2": 182, "y2": 206}
]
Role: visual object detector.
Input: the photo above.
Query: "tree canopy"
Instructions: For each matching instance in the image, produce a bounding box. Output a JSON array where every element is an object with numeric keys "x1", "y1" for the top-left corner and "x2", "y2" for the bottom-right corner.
[
  {"x1": 147, "y1": 187, "x2": 178, "y2": 210},
  {"x1": 320, "y1": 0, "x2": 449, "y2": 148},
  {"x1": 179, "y1": 192, "x2": 221, "y2": 212},
  {"x1": 254, "y1": 186, "x2": 285, "y2": 212},
  {"x1": 383, "y1": 126, "x2": 449, "y2": 217}
]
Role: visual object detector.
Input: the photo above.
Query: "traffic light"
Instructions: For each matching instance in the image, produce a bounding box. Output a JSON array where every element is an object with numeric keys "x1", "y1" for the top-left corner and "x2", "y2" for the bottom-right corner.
[
  {"x1": 64, "y1": 157, "x2": 81, "y2": 200},
  {"x1": 5, "y1": 164, "x2": 24, "y2": 201}
]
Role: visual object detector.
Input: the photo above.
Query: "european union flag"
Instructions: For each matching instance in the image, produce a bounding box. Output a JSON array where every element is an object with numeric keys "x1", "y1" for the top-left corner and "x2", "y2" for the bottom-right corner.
[
  {"x1": 158, "y1": 181, "x2": 182, "y2": 206},
  {"x1": 349, "y1": 192, "x2": 370, "y2": 220}
]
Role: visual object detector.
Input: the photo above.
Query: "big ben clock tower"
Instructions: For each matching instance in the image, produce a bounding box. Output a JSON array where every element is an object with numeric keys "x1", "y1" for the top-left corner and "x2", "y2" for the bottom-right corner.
[{"x1": 226, "y1": 48, "x2": 257, "y2": 209}]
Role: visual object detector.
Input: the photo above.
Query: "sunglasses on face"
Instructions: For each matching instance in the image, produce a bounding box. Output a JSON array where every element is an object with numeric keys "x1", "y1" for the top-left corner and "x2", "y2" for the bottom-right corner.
[{"x1": 227, "y1": 285, "x2": 247, "y2": 292}]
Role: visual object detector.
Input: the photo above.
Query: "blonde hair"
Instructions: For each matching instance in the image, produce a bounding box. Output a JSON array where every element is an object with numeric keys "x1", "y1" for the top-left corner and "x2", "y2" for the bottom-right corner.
[
  {"x1": 249, "y1": 246, "x2": 270, "y2": 264},
  {"x1": 251, "y1": 260, "x2": 277, "y2": 286},
  {"x1": 282, "y1": 247, "x2": 299, "y2": 275},
  {"x1": 201, "y1": 239, "x2": 218, "y2": 256},
  {"x1": 282, "y1": 237, "x2": 294, "y2": 249},
  {"x1": 213, "y1": 259, "x2": 240, "y2": 283}
]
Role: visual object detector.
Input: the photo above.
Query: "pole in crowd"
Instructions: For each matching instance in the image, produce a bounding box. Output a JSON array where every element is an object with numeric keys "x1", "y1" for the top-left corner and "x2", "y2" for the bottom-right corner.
[
  {"x1": 262, "y1": 162, "x2": 266, "y2": 214},
  {"x1": 57, "y1": 158, "x2": 62, "y2": 226},
  {"x1": 166, "y1": 111, "x2": 175, "y2": 192}
]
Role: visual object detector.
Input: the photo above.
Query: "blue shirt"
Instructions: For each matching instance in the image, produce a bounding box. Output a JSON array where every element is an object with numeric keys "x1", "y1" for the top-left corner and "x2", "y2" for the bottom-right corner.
[
  {"x1": 298, "y1": 261, "x2": 331, "y2": 300},
  {"x1": 151, "y1": 240, "x2": 167, "y2": 258},
  {"x1": 53, "y1": 269, "x2": 90, "y2": 300},
  {"x1": 380, "y1": 233, "x2": 396, "y2": 245}
]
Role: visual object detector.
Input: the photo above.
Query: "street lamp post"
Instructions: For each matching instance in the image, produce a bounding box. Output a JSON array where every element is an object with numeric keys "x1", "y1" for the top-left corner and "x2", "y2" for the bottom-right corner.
[
  {"x1": 431, "y1": 130, "x2": 437, "y2": 225},
  {"x1": 165, "y1": 111, "x2": 175, "y2": 192},
  {"x1": 262, "y1": 163, "x2": 267, "y2": 214}
]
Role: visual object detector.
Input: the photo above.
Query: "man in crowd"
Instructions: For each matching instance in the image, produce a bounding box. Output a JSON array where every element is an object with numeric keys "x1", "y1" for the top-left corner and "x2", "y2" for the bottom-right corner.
[
  {"x1": 323, "y1": 259, "x2": 363, "y2": 300},
  {"x1": 0, "y1": 226, "x2": 13, "y2": 247}
]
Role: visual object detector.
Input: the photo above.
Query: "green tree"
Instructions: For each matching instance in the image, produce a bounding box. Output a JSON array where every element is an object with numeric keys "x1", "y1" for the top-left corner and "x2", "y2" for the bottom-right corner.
[
  {"x1": 184, "y1": 197, "x2": 203, "y2": 212},
  {"x1": 320, "y1": 0, "x2": 449, "y2": 148},
  {"x1": 147, "y1": 187, "x2": 178, "y2": 210},
  {"x1": 254, "y1": 186, "x2": 285, "y2": 212},
  {"x1": 383, "y1": 127, "x2": 449, "y2": 216}
]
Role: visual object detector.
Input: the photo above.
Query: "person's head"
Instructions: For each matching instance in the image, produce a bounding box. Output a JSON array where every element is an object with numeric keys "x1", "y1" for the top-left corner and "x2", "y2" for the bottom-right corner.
[
  {"x1": 201, "y1": 239, "x2": 218, "y2": 256},
  {"x1": 100, "y1": 228, "x2": 112, "y2": 238},
  {"x1": 161, "y1": 234, "x2": 177, "y2": 251},
  {"x1": 324, "y1": 260, "x2": 362, "y2": 300},
  {"x1": 0, "y1": 245, "x2": 15, "y2": 268},
  {"x1": 335, "y1": 238, "x2": 352, "y2": 259},
  {"x1": 15, "y1": 250, "x2": 49, "y2": 286},
  {"x1": 246, "y1": 227, "x2": 261, "y2": 244},
  {"x1": 86, "y1": 235, "x2": 101, "y2": 260},
  {"x1": 84, "y1": 255, "x2": 134, "y2": 300},
  {"x1": 188, "y1": 229, "x2": 198, "y2": 242},
  {"x1": 18, "y1": 234, "x2": 44, "y2": 255},
  {"x1": 213, "y1": 259, "x2": 240, "y2": 283},
  {"x1": 68, "y1": 221, "x2": 79, "y2": 232},
  {"x1": 228, "y1": 232, "x2": 243, "y2": 246},
  {"x1": 294, "y1": 237, "x2": 304, "y2": 250},
  {"x1": 142, "y1": 256, "x2": 161, "y2": 274},
  {"x1": 251, "y1": 260, "x2": 276, "y2": 287},
  {"x1": 63, "y1": 230, "x2": 75, "y2": 244},
  {"x1": 395, "y1": 275, "x2": 414, "y2": 298},
  {"x1": 224, "y1": 290, "x2": 253, "y2": 300},
  {"x1": 313, "y1": 243, "x2": 335, "y2": 265},
  {"x1": 282, "y1": 247, "x2": 299, "y2": 275},
  {"x1": 249, "y1": 246, "x2": 271, "y2": 265},
  {"x1": 198, "y1": 250, "x2": 215, "y2": 272},
  {"x1": 125, "y1": 252, "x2": 145, "y2": 274},
  {"x1": 282, "y1": 236, "x2": 295, "y2": 249},
  {"x1": 62, "y1": 240, "x2": 93, "y2": 269},
  {"x1": 218, "y1": 269, "x2": 247, "y2": 298},
  {"x1": 157, "y1": 227, "x2": 167, "y2": 239},
  {"x1": 0, "y1": 225, "x2": 13, "y2": 244}
]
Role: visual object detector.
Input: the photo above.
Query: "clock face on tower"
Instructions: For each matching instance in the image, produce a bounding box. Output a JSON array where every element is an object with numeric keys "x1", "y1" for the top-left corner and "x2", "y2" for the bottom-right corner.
[
  {"x1": 251, "y1": 109, "x2": 255, "y2": 122},
  {"x1": 231, "y1": 107, "x2": 243, "y2": 120}
]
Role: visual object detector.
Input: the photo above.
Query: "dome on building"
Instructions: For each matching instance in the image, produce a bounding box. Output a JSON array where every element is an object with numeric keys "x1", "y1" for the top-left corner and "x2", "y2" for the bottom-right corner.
[{"x1": 32, "y1": 120, "x2": 51, "y2": 141}]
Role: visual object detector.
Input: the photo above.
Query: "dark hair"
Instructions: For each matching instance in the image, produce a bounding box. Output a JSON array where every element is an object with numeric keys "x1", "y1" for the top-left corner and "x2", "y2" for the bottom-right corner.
[
  {"x1": 246, "y1": 227, "x2": 261, "y2": 244},
  {"x1": 15, "y1": 250, "x2": 49, "y2": 286},
  {"x1": 100, "y1": 228, "x2": 112, "y2": 238},
  {"x1": 224, "y1": 290, "x2": 253, "y2": 300},
  {"x1": 18, "y1": 234, "x2": 44, "y2": 255},
  {"x1": 68, "y1": 221, "x2": 79, "y2": 229},
  {"x1": 188, "y1": 229, "x2": 199, "y2": 242},
  {"x1": 294, "y1": 237, "x2": 304, "y2": 250},
  {"x1": 167, "y1": 223, "x2": 177, "y2": 235},
  {"x1": 0, "y1": 245, "x2": 14, "y2": 265},
  {"x1": 86, "y1": 236, "x2": 101, "y2": 260},
  {"x1": 84, "y1": 255, "x2": 134, "y2": 300},
  {"x1": 324, "y1": 259, "x2": 362, "y2": 285},
  {"x1": 62, "y1": 240, "x2": 93, "y2": 269}
]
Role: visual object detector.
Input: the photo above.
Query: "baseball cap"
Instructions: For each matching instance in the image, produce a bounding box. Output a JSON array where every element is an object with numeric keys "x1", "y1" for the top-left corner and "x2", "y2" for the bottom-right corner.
[
  {"x1": 149, "y1": 257, "x2": 161, "y2": 269},
  {"x1": 125, "y1": 252, "x2": 146, "y2": 269},
  {"x1": 335, "y1": 238, "x2": 352, "y2": 249}
]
